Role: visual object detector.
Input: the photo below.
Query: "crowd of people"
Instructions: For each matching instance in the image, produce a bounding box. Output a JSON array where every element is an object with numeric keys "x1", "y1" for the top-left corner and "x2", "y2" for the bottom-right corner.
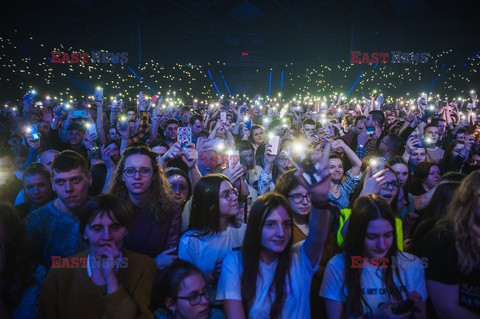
[{"x1": 0, "y1": 87, "x2": 480, "y2": 319}]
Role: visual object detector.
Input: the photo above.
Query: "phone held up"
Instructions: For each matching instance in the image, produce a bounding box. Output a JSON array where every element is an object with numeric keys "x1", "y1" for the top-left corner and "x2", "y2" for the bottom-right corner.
[{"x1": 178, "y1": 127, "x2": 192, "y2": 148}]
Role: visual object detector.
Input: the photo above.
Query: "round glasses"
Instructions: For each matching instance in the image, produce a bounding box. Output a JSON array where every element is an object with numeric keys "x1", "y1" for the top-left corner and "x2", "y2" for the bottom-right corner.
[
  {"x1": 383, "y1": 180, "x2": 400, "y2": 190},
  {"x1": 123, "y1": 167, "x2": 153, "y2": 178},
  {"x1": 175, "y1": 285, "x2": 213, "y2": 306},
  {"x1": 287, "y1": 193, "x2": 311, "y2": 204},
  {"x1": 220, "y1": 188, "x2": 239, "y2": 201}
]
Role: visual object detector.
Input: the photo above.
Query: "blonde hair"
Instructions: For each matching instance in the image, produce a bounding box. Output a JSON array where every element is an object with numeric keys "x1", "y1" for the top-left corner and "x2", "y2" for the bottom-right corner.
[{"x1": 439, "y1": 171, "x2": 480, "y2": 274}]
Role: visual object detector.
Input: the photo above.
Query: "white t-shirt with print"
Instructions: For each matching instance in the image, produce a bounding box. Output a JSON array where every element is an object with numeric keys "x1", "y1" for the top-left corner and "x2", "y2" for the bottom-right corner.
[
  {"x1": 216, "y1": 243, "x2": 317, "y2": 319},
  {"x1": 320, "y1": 253, "x2": 428, "y2": 312},
  {"x1": 178, "y1": 224, "x2": 246, "y2": 276}
]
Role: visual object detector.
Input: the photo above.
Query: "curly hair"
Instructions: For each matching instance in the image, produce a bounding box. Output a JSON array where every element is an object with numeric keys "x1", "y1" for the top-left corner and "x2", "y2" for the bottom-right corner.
[
  {"x1": 108, "y1": 146, "x2": 177, "y2": 223},
  {"x1": 438, "y1": 170, "x2": 480, "y2": 274}
]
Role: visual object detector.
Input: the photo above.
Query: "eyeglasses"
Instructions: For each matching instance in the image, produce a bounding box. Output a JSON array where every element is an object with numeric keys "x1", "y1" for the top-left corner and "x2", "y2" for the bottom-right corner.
[
  {"x1": 220, "y1": 188, "x2": 239, "y2": 201},
  {"x1": 288, "y1": 193, "x2": 312, "y2": 204},
  {"x1": 175, "y1": 285, "x2": 213, "y2": 306},
  {"x1": 383, "y1": 180, "x2": 400, "y2": 189},
  {"x1": 123, "y1": 167, "x2": 153, "y2": 178}
]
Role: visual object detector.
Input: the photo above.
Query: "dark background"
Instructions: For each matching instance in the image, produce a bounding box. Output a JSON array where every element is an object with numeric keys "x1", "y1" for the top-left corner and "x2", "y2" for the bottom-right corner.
[{"x1": 1, "y1": 0, "x2": 479, "y2": 98}]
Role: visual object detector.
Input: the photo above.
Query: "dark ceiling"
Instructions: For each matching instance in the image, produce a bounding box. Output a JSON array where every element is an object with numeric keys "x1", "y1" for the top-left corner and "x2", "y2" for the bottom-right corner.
[{"x1": 2, "y1": 0, "x2": 479, "y2": 65}]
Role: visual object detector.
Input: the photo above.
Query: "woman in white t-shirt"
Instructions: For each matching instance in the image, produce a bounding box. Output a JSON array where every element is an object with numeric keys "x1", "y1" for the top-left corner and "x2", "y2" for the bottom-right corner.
[
  {"x1": 216, "y1": 159, "x2": 331, "y2": 319},
  {"x1": 320, "y1": 194, "x2": 427, "y2": 319},
  {"x1": 179, "y1": 174, "x2": 246, "y2": 285}
]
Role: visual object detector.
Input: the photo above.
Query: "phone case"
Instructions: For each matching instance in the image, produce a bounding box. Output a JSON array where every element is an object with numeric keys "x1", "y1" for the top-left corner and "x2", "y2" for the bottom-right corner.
[
  {"x1": 228, "y1": 151, "x2": 240, "y2": 168},
  {"x1": 269, "y1": 135, "x2": 280, "y2": 155},
  {"x1": 94, "y1": 87, "x2": 103, "y2": 102},
  {"x1": 370, "y1": 157, "x2": 385, "y2": 174},
  {"x1": 86, "y1": 123, "x2": 98, "y2": 140},
  {"x1": 178, "y1": 127, "x2": 192, "y2": 147},
  {"x1": 220, "y1": 111, "x2": 227, "y2": 123},
  {"x1": 72, "y1": 110, "x2": 87, "y2": 117},
  {"x1": 31, "y1": 125, "x2": 39, "y2": 141}
]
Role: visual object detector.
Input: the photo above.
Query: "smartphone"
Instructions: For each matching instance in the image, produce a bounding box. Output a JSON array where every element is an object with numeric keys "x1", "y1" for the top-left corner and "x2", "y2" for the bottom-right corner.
[
  {"x1": 228, "y1": 150, "x2": 240, "y2": 168},
  {"x1": 119, "y1": 118, "x2": 128, "y2": 131},
  {"x1": 284, "y1": 148, "x2": 321, "y2": 185},
  {"x1": 280, "y1": 108, "x2": 288, "y2": 118},
  {"x1": 151, "y1": 95, "x2": 159, "y2": 103},
  {"x1": 30, "y1": 124, "x2": 39, "y2": 141},
  {"x1": 326, "y1": 123, "x2": 334, "y2": 137},
  {"x1": 178, "y1": 127, "x2": 192, "y2": 148},
  {"x1": 220, "y1": 111, "x2": 227, "y2": 123},
  {"x1": 244, "y1": 118, "x2": 252, "y2": 130},
  {"x1": 390, "y1": 299, "x2": 414, "y2": 314},
  {"x1": 72, "y1": 109, "x2": 87, "y2": 118},
  {"x1": 94, "y1": 87, "x2": 103, "y2": 102},
  {"x1": 366, "y1": 127, "x2": 375, "y2": 135},
  {"x1": 419, "y1": 137, "x2": 433, "y2": 148},
  {"x1": 61, "y1": 103, "x2": 71, "y2": 114},
  {"x1": 370, "y1": 157, "x2": 385, "y2": 175},
  {"x1": 269, "y1": 135, "x2": 280, "y2": 155},
  {"x1": 85, "y1": 122, "x2": 98, "y2": 140},
  {"x1": 23, "y1": 91, "x2": 37, "y2": 103}
]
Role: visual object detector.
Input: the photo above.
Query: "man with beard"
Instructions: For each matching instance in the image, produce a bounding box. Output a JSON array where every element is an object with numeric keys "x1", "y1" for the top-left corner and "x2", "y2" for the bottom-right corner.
[{"x1": 25, "y1": 150, "x2": 91, "y2": 269}]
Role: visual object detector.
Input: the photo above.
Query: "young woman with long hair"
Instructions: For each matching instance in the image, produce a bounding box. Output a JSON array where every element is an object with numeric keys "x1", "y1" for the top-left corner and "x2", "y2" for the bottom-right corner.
[
  {"x1": 320, "y1": 195, "x2": 427, "y2": 319},
  {"x1": 421, "y1": 171, "x2": 480, "y2": 317},
  {"x1": 339, "y1": 165, "x2": 404, "y2": 250},
  {"x1": 407, "y1": 181, "x2": 460, "y2": 256},
  {"x1": 109, "y1": 146, "x2": 181, "y2": 269},
  {"x1": 408, "y1": 162, "x2": 441, "y2": 196},
  {"x1": 217, "y1": 157, "x2": 331, "y2": 319},
  {"x1": 327, "y1": 139, "x2": 362, "y2": 210},
  {"x1": 178, "y1": 174, "x2": 245, "y2": 286}
]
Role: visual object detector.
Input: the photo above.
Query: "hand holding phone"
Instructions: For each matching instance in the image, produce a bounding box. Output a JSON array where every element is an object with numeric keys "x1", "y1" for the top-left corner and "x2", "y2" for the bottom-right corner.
[
  {"x1": 72, "y1": 109, "x2": 87, "y2": 118},
  {"x1": 30, "y1": 124, "x2": 40, "y2": 141},
  {"x1": 94, "y1": 87, "x2": 103, "y2": 102},
  {"x1": 369, "y1": 157, "x2": 385, "y2": 175},
  {"x1": 268, "y1": 135, "x2": 280, "y2": 155}
]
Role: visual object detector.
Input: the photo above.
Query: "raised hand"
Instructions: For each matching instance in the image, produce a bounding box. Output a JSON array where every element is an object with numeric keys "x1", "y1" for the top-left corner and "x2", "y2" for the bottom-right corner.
[
  {"x1": 154, "y1": 247, "x2": 178, "y2": 270},
  {"x1": 360, "y1": 167, "x2": 388, "y2": 196},
  {"x1": 181, "y1": 143, "x2": 198, "y2": 168},
  {"x1": 101, "y1": 144, "x2": 115, "y2": 169},
  {"x1": 293, "y1": 150, "x2": 331, "y2": 202}
]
